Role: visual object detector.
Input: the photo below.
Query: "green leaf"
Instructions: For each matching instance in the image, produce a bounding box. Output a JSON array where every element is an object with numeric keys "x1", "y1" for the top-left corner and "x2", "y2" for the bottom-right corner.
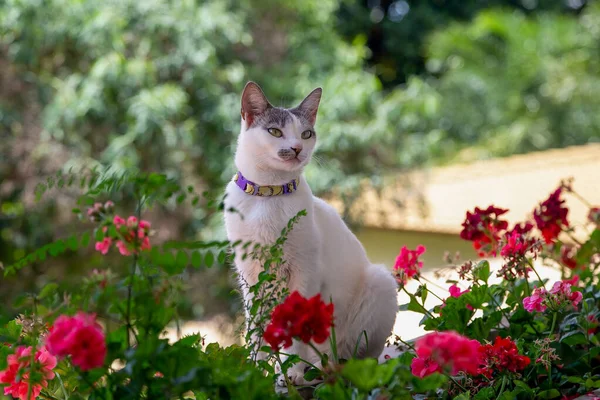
[
  {"x1": 67, "y1": 235, "x2": 79, "y2": 250},
  {"x1": 191, "y1": 251, "x2": 202, "y2": 268},
  {"x1": 39, "y1": 283, "x2": 59, "y2": 300},
  {"x1": 304, "y1": 368, "x2": 322, "y2": 382},
  {"x1": 175, "y1": 251, "x2": 188, "y2": 271},
  {"x1": 399, "y1": 293, "x2": 428, "y2": 314},
  {"x1": 80, "y1": 232, "x2": 91, "y2": 248},
  {"x1": 204, "y1": 251, "x2": 214, "y2": 268},
  {"x1": 341, "y1": 358, "x2": 395, "y2": 392},
  {"x1": 176, "y1": 334, "x2": 200, "y2": 347},
  {"x1": 453, "y1": 393, "x2": 471, "y2": 400},
  {"x1": 217, "y1": 250, "x2": 226, "y2": 264},
  {"x1": 537, "y1": 389, "x2": 560, "y2": 399},
  {"x1": 473, "y1": 260, "x2": 491, "y2": 283},
  {"x1": 560, "y1": 331, "x2": 587, "y2": 346}
]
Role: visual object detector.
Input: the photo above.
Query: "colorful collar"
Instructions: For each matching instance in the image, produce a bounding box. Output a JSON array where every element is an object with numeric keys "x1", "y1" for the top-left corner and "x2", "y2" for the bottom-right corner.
[{"x1": 233, "y1": 171, "x2": 300, "y2": 196}]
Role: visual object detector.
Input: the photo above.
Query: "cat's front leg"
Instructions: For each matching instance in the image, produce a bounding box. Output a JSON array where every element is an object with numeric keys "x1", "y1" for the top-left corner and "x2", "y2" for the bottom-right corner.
[{"x1": 276, "y1": 340, "x2": 330, "y2": 387}]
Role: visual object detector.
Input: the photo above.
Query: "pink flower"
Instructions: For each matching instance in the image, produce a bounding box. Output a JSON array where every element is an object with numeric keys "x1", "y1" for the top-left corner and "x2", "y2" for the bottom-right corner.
[
  {"x1": 113, "y1": 215, "x2": 126, "y2": 226},
  {"x1": 140, "y1": 236, "x2": 151, "y2": 251},
  {"x1": 394, "y1": 245, "x2": 426, "y2": 283},
  {"x1": 94, "y1": 237, "x2": 112, "y2": 255},
  {"x1": 413, "y1": 331, "x2": 481, "y2": 376},
  {"x1": 45, "y1": 312, "x2": 106, "y2": 371},
  {"x1": 523, "y1": 287, "x2": 548, "y2": 313},
  {"x1": 139, "y1": 220, "x2": 151, "y2": 230},
  {"x1": 116, "y1": 240, "x2": 132, "y2": 256},
  {"x1": 447, "y1": 284, "x2": 474, "y2": 311},
  {"x1": 0, "y1": 346, "x2": 57, "y2": 400},
  {"x1": 126, "y1": 216, "x2": 138, "y2": 228},
  {"x1": 449, "y1": 284, "x2": 467, "y2": 298},
  {"x1": 411, "y1": 356, "x2": 441, "y2": 378},
  {"x1": 550, "y1": 281, "x2": 583, "y2": 306}
]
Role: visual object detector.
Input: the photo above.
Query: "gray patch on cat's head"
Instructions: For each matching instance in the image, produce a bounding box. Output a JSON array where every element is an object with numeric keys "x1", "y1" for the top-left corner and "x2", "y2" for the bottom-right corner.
[
  {"x1": 252, "y1": 107, "x2": 293, "y2": 128},
  {"x1": 289, "y1": 107, "x2": 314, "y2": 128}
]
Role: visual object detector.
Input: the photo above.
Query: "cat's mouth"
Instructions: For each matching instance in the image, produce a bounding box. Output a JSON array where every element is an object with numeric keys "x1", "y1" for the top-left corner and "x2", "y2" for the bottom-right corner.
[
  {"x1": 277, "y1": 154, "x2": 302, "y2": 163},
  {"x1": 274, "y1": 156, "x2": 304, "y2": 170}
]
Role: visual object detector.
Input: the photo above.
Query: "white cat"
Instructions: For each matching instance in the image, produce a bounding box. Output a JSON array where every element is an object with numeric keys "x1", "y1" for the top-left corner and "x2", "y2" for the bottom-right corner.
[{"x1": 224, "y1": 82, "x2": 398, "y2": 386}]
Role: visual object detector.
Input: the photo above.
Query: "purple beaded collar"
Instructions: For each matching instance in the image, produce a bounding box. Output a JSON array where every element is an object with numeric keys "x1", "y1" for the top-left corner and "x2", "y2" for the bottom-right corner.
[{"x1": 233, "y1": 171, "x2": 300, "y2": 196}]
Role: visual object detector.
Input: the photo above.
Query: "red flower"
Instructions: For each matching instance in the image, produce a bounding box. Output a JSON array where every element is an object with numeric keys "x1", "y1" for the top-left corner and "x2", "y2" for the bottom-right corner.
[
  {"x1": 45, "y1": 312, "x2": 106, "y2": 371},
  {"x1": 393, "y1": 245, "x2": 426, "y2": 284},
  {"x1": 412, "y1": 331, "x2": 481, "y2": 376},
  {"x1": 500, "y1": 230, "x2": 532, "y2": 258},
  {"x1": 563, "y1": 275, "x2": 579, "y2": 287},
  {"x1": 587, "y1": 314, "x2": 599, "y2": 336},
  {"x1": 0, "y1": 346, "x2": 57, "y2": 400},
  {"x1": 263, "y1": 292, "x2": 334, "y2": 350},
  {"x1": 533, "y1": 188, "x2": 569, "y2": 244},
  {"x1": 510, "y1": 222, "x2": 534, "y2": 236},
  {"x1": 560, "y1": 245, "x2": 579, "y2": 270},
  {"x1": 411, "y1": 356, "x2": 441, "y2": 378},
  {"x1": 477, "y1": 336, "x2": 530, "y2": 379},
  {"x1": 460, "y1": 206, "x2": 509, "y2": 257}
]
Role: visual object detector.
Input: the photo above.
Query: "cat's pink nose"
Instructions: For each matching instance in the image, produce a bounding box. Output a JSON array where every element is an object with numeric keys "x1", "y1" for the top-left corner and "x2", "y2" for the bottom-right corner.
[{"x1": 291, "y1": 147, "x2": 302, "y2": 155}]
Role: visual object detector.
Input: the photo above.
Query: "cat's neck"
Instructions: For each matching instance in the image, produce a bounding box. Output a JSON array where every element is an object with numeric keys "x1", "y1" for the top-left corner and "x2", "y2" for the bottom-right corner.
[
  {"x1": 234, "y1": 163, "x2": 300, "y2": 186},
  {"x1": 234, "y1": 154, "x2": 301, "y2": 186}
]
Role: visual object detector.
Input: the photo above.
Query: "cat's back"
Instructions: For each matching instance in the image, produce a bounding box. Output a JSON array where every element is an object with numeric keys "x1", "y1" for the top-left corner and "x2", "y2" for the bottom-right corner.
[{"x1": 312, "y1": 195, "x2": 370, "y2": 266}]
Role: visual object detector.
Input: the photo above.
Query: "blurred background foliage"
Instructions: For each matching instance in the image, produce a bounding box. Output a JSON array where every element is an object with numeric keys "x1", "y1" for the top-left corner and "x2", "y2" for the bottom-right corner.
[{"x1": 1, "y1": 0, "x2": 598, "y2": 321}]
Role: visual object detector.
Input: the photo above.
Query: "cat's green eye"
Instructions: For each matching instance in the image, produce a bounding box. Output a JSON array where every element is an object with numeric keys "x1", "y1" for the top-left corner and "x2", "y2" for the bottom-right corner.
[
  {"x1": 268, "y1": 128, "x2": 283, "y2": 138},
  {"x1": 301, "y1": 130, "x2": 313, "y2": 140}
]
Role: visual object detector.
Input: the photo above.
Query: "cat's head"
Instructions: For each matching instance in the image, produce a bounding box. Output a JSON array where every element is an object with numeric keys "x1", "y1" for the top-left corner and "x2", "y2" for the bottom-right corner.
[{"x1": 236, "y1": 81, "x2": 322, "y2": 174}]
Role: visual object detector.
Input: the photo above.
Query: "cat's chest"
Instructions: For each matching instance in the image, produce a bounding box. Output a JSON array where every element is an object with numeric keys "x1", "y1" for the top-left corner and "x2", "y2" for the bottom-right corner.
[{"x1": 224, "y1": 186, "x2": 310, "y2": 245}]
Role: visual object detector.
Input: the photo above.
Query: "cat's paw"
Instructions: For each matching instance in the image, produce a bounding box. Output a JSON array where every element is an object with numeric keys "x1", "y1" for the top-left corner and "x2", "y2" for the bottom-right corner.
[{"x1": 277, "y1": 364, "x2": 321, "y2": 387}]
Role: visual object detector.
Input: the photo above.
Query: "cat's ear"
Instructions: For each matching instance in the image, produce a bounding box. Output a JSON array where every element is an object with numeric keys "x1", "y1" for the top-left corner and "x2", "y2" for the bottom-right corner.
[
  {"x1": 241, "y1": 81, "x2": 271, "y2": 127},
  {"x1": 294, "y1": 87, "x2": 322, "y2": 125}
]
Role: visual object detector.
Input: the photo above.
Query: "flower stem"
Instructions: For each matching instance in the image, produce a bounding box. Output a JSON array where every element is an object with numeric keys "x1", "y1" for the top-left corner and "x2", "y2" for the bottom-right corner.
[
  {"x1": 548, "y1": 312, "x2": 558, "y2": 338},
  {"x1": 27, "y1": 297, "x2": 38, "y2": 400},
  {"x1": 569, "y1": 189, "x2": 593, "y2": 208},
  {"x1": 401, "y1": 286, "x2": 435, "y2": 318},
  {"x1": 307, "y1": 342, "x2": 326, "y2": 366},
  {"x1": 449, "y1": 376, "x2": 468, "y2": 393},
  {"x1": 397, "y1": 336, "x2": 416, "y2": 352},
  {"x1": 125, "y1": 252, "x2": 138, "y2": 346},
  {"x1": 566, "y1": 232, "x2": 583, "y2": 246},
  {"x1": 417, "y1": 277, "x2": 446, "y2": 301},
  {"x1": 526, "y1": 259, "x2": 545, "y2": 288},
  {"x1": 495, "y1": 375, "x2": 507, "y2": 400},
  {"x1": 275, "y1": 351, "x2": 292, "y2": 393},
  {"x1": 55, "y1": 372, "x2": 69, "y2": 400}
]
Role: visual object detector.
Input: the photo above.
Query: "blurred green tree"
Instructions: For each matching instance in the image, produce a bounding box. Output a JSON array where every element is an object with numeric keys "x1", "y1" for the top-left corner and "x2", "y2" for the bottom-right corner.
[
  {"x1": 1, "y1": 0, "x2": 599, "y2": 322},
  {"x1": 336, "y1": 0, "x2": 586, "y2": 87}
]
